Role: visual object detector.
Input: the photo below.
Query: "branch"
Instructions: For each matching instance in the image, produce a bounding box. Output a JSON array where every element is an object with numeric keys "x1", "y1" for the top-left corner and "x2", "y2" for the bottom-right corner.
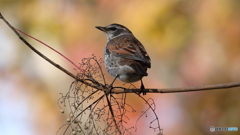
[
  {"x1": 0, "y1": 12, "x2": 105, "y2": 90},
  {"x1": 111, "y1": 82, "x2": 240, "y2": 94},
  {"x1": 1, "y1": 12, "x2": 240, "y2": 94}
]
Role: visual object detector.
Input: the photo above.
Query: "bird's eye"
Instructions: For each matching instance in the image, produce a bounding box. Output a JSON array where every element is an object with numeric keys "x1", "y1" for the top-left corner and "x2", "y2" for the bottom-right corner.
[{"x1": 108, "y1": 27, "x2": 117, "y2": 31}]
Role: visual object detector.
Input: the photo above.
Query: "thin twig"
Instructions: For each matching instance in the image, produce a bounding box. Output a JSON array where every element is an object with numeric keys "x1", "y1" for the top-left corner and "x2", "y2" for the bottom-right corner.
[
  {"x1": 0, "y1": 12, "x2": 103, "y2": 90},
  {"x1": 15, "y1": 28, "x2": 83, "y2": 72},
  {"x1": 105, "y1": 92, "x2": 121, "y2": 134}
]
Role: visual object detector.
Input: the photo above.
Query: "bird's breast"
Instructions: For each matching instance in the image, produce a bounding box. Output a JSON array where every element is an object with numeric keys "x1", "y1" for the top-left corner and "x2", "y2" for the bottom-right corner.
[{"x1": 104, "y1": 54, "x2": 145, "y2": 83}]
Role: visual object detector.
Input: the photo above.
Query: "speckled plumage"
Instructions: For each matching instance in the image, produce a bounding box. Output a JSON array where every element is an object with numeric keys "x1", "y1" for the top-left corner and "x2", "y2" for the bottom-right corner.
[
  {"x1": 96, "y1": 24, "x2": 151, "y2": 94},
  {"x1": 104, "y1": 34, "x2": 150, "y2": 83}
]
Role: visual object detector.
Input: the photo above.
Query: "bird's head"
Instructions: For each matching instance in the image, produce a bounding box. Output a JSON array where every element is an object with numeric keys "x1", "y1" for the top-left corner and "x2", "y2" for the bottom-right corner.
[{"x1": 95, "y1": 23, "x2": 132, "y2": 41}]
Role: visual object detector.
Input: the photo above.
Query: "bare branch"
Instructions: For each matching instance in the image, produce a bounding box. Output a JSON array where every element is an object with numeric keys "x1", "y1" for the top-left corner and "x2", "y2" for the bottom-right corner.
[
  {"x1": 111, "y1": 82, "x2": 240, "y2": 94},
  {"x1": 0, "y1": 12, "x2": 105, "y2": 90}
]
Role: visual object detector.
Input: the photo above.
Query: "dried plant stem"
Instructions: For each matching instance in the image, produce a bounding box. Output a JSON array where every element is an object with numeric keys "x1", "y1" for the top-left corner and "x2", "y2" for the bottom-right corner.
[
  {"x1": 1, "y1": 12, "x2": 240, "y2": 94},
  {"x1": 115, "y1": 82, "x2": 240, "y2": 94},
  {"x1": 0, "y1": 12, "x2": 101, "y2": 90}
]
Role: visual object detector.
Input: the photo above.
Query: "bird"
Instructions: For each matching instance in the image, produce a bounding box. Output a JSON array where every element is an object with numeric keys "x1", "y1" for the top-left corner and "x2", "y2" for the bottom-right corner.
[{"x1": 95, "y1": 23, "x2": 151, "y2": 95}]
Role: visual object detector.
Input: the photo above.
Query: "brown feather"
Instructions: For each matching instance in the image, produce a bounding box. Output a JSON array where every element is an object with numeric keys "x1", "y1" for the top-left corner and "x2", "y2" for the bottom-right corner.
[{"x1": 106, "y1": 34, "x2": 151, "y2": 68}]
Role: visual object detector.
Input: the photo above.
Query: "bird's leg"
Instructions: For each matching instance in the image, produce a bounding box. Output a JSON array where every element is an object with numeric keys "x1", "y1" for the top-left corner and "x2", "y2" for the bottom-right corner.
[
  {"x1": 108, "y1": 74, "x2": 119, "y2": 89},
  {"x1": 140, "y1": 79, "x2": 146, "y2": 95}
]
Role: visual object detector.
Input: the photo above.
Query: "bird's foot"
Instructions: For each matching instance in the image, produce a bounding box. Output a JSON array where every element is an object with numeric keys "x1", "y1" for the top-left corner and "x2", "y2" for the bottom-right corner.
[
  {"x1": 106, "y1": 74, "x2": 119, "y2": 93},
  {"x1": 139, "y1": 79, "x2": 146, "y2": 95},
  {"x1": 140, "y1": 84, "x2": 146, "y2": 95}
]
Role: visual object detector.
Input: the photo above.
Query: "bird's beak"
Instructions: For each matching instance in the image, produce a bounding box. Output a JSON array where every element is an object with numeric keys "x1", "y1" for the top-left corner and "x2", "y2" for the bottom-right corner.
[{"x1": 95, "y1": 26, "x2": 107, "y2": 31}]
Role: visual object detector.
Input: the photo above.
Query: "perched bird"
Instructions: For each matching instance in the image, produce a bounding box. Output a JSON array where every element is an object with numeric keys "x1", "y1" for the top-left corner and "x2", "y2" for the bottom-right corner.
[{"x1": 95, "y1": 23, "x2": 151, "y2": 95}]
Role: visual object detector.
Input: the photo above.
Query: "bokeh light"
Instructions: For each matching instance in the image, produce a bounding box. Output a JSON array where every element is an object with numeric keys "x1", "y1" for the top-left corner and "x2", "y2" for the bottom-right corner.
[{"x1": 0, "y1": 0, "x2": 240, "y2": 135}]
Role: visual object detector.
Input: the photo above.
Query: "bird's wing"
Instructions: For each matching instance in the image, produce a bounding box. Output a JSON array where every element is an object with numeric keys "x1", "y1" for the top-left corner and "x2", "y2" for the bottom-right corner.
[{"x1": 106, "y1": 35, "x2": 151, "y2": 68}]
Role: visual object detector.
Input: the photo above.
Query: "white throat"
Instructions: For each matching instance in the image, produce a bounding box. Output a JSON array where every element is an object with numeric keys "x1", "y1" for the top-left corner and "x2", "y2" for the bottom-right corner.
[{"x1": 106, "y1": 33, "x2": 132, "y2": 41}]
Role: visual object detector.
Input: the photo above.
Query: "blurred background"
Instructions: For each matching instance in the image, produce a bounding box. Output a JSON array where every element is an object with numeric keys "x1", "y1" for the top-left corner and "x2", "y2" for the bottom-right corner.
[{"x1": 0, "y1": 0, "x2": 240, "y2": 135}]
